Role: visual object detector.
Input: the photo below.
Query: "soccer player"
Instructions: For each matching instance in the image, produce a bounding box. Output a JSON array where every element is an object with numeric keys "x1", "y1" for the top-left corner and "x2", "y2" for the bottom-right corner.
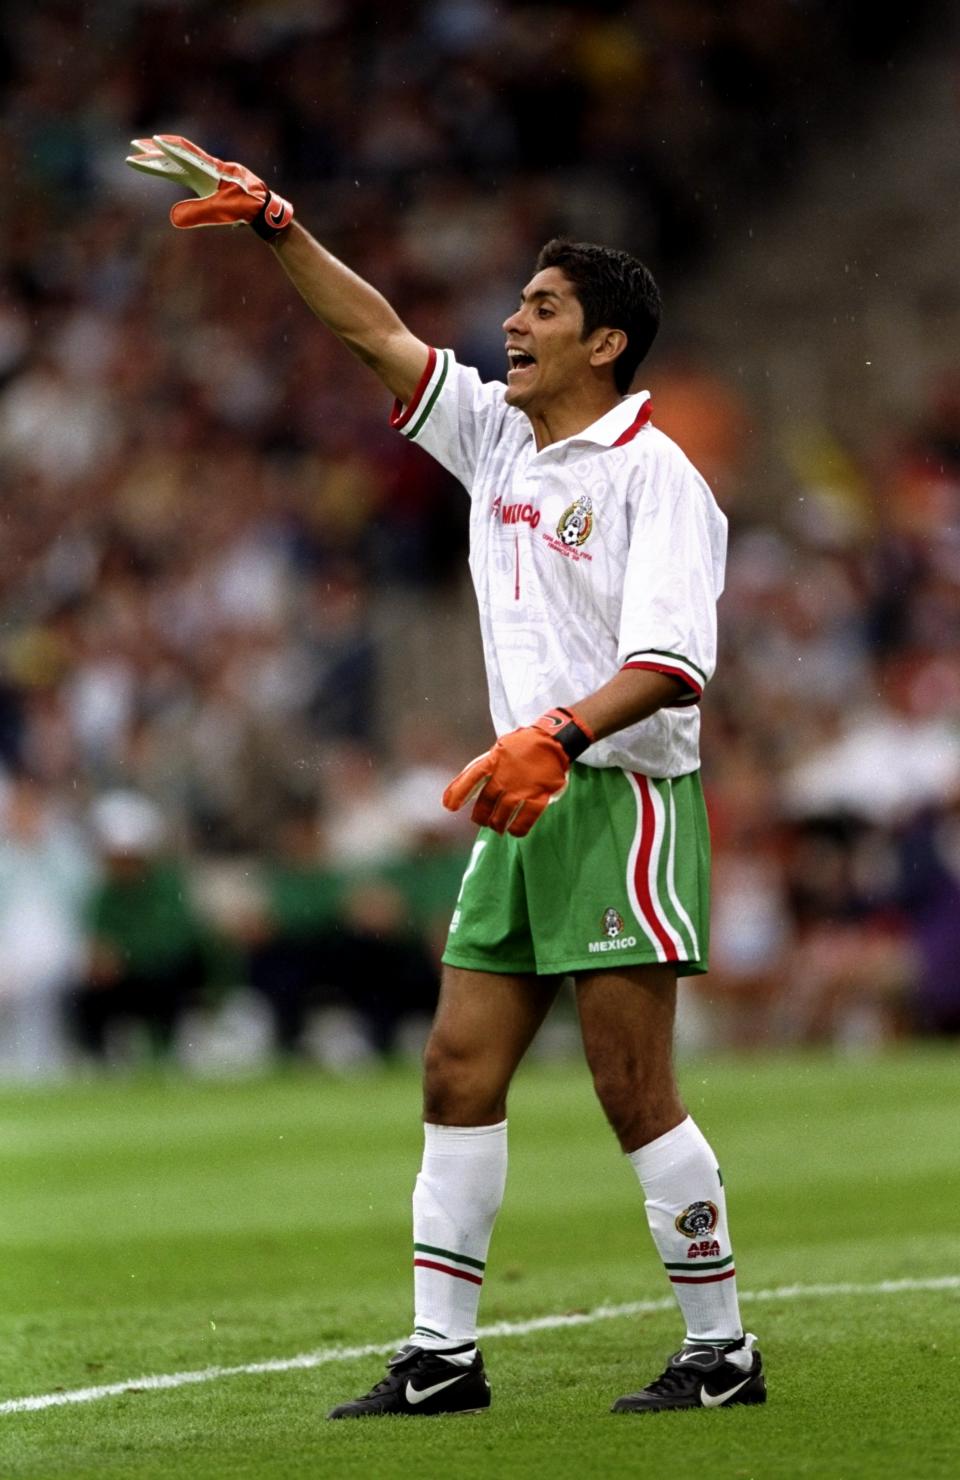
[{"x1": 128, "y1": 137, "x2": 766, "y2": 1417}]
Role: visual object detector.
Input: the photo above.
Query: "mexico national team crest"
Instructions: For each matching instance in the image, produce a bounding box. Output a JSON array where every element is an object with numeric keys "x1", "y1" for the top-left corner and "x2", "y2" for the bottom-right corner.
[
  {"x1": 557, "y1": 494, "x2": 593, "y2": 547},
  {"x1": 602, "y1": 907, "x2": 624, "y2": 938},
  {"x1": 674, "y1": 1201, "x2": 719, "y2": 1238}
]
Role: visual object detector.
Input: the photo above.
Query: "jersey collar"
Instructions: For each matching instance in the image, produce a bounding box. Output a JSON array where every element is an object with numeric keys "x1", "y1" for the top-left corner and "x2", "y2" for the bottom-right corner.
[{"x1": 533, "y1": 391, "x2": 652, "y2": 453}]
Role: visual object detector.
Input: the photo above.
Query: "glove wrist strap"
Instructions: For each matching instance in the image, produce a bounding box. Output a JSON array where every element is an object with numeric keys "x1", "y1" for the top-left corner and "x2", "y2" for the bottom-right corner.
[
  {"x1": 250, "y1": 192, "x2": 294, "y2": 242},
  {"x1": 545, "y1": 707, "x2": 594, "y2": 761}
]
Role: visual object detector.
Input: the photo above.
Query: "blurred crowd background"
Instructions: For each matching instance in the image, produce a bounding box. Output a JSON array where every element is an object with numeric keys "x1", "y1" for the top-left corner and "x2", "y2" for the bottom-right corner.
[{"x1": 1, "y1": 0, "x2": 959, "y2": 1078}]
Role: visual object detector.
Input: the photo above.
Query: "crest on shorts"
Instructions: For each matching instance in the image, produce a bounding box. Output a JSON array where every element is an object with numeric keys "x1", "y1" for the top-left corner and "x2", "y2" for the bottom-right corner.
[
  {"x1": 674, "y1": 1201, "x2": 719, "y2": 1238},
  {"x1": 557, "y1": 495, "x2": 593, "y2": 547},
  {"x1": 602, "y1": 907, "x2": 624, "y2": 938}
]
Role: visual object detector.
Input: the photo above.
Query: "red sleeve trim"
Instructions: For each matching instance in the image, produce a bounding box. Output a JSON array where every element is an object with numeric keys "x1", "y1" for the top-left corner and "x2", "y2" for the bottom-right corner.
[
  {"x1": 621, "y1": 660, "x2": 702, "y2": 702},
  {"x1": 610, "y1": 397, "x2": 653, "y2": 447},
  {"x1": 389, "y1": 347, "x2": 437, "y2": 431}
]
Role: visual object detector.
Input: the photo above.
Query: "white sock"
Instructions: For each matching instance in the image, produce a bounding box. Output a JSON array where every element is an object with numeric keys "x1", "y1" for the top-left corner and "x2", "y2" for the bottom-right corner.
[
  {"x1": 411, "y1": 1120, "x2": 507, "y2": 1358},
  {"x1": 628, "y1": 1116, "x2": 743, "y2": 1343}
]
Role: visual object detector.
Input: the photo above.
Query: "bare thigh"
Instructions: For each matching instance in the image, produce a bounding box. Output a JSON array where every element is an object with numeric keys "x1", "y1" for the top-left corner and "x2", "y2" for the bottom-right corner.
[
  {"x1": 575, "y1": 964, "x2": 686, "y2": 1152},
  {"x1": 423, "y1": 965, "x2": 561, "y2": 1125}
]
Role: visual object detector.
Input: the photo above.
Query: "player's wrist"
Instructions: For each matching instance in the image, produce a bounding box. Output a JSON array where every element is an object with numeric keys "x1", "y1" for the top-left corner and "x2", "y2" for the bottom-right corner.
[
  {"x1": 534, "y1": 706, "x2": 595, "y2": 762},
  {"x1": 249, "y1": 190, "x2": 295, "y2": 241}
]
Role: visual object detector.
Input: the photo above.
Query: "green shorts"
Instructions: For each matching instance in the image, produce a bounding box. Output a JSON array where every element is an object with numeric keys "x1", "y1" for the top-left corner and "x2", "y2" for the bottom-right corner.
[{"x1": 442, "y1": 764, "x2": 710, "y2": 977}]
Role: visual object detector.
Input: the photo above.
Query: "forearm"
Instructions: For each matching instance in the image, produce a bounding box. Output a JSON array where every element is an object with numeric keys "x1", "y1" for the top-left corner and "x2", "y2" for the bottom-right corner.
[
  {"x1": 271, "y1": 223, "x2": 428, "y2": 402},
  {"x1": 571, "y1": 667, "x2": 688, "y2": 743}
]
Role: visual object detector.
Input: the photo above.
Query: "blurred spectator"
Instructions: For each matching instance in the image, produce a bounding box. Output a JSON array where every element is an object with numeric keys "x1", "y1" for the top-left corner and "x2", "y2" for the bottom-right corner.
[
  {"x1": 71, "y1": 791, "x2": 211, "y2": 1063},
  {"x1": 220, "y1": 799, "x2": 345, "y2": 1058},
  {"x1": 328, "y1": 876, "x2": 440, "y2": 1058},
  {"x1": 895, "y1": 802, "x2": 960, "y2": 1035},
  {"x1": 0, "y1": 773, "x2": 94, "y2": 1076},
  {"x1": 646, "y1": 347, "x2": 752, "y2": 507}
]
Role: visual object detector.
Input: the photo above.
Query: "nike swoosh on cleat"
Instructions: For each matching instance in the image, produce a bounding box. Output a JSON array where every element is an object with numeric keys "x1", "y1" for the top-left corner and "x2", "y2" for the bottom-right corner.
[
  {"x1": 405, "y1": 1372, "x2": 469, "y2": 1406},
  {"x1": 701, "y1": 1375, "x2": 752, "y2": 1408}
]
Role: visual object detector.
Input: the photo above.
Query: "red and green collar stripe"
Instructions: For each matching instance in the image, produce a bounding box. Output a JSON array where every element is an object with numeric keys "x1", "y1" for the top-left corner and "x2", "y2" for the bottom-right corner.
[
  {"x1": 414, "y1": 1241, "x2": 485, "y2": 1286},
  {"x1": 390, "y1": 348, "x2": 451, "y2": 441}
]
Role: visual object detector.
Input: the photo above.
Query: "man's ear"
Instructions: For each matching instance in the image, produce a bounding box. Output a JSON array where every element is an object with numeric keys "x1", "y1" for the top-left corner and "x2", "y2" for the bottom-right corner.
[{"x1": 590, "y1": 327, "x2": 627, "y2": 372}]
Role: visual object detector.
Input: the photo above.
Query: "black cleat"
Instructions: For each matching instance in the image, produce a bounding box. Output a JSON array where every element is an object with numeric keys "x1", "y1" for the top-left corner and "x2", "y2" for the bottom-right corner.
[
  {"x1": 612, "y1": 1333, "x2": 766, "y2": 1414},
  {"x1": 327, "y1": 1342, "x2": 491, "y2": 1419}
]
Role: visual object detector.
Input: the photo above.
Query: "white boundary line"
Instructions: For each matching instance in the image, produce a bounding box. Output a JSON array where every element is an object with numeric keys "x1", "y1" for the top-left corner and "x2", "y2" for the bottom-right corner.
[{"x1": 3, "y1": 1276, "x2": 957, "y2": 1417}]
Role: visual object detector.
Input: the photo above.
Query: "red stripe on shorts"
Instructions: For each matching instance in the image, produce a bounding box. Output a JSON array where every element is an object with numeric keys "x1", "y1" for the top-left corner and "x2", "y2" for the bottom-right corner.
[{"x1": 632, "y1": 774, "x2": 679, "y2": 961}]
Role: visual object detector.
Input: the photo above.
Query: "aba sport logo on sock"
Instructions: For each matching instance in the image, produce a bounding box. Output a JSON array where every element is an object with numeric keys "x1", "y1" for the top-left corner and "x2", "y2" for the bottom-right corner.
[{"x1": 674, "y1": 1201, "x2": 719, "y2": 1238}]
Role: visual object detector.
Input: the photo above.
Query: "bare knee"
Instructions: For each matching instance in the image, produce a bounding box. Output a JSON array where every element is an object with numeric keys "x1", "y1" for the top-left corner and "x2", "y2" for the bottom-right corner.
[
  {"x1": 590, "y1": 1059, "x2": 685, "y2": 1152},
  {"x1": 422, "y1": 1028, "x2": 509, "y2": 1125},
  {"x1": 576, "y1": 966, "x2": 685, "y2": 1151}
]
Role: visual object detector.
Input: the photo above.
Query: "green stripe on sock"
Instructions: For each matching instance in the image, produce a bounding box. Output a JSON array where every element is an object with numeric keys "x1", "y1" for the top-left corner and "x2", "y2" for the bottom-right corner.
[
  {"x1": 414, "y1": 1241, "x2": 485, "y2": 1272},
  {"x1": 663, "y1": 1253, "x2": 734, "y2": 1272},
  {"x1": 413, "y1": 1325, "x2": 447, "y2": 1339}
]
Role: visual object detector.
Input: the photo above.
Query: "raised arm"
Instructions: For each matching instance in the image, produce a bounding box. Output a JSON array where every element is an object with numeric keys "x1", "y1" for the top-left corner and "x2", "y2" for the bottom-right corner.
[
  {"x1": 126, "y1": 135, "x2": 428, "y2": 406},
  {"x1": 270, "y1": 224, "x2": 428, "y2": 405}
]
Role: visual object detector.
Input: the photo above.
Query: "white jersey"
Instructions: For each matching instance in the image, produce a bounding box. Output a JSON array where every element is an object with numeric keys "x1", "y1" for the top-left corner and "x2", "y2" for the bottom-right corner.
[{"x1": 391, "y1": 348, "x2": 727, "y2": 777}]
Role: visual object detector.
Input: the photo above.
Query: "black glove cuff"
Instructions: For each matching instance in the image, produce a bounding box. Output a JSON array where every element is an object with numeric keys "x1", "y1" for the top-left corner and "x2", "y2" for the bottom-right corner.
[
  {"x1": 250, "y1": 194, "x2": 292, "y2": 242},
  {"x1": 554, "y1": 708, "x2": 592, "y2": 761}
]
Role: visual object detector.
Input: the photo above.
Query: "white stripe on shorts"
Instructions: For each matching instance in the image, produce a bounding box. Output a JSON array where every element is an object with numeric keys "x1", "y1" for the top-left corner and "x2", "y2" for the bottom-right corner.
[
  {"x1": 665, "y1": 780, "x2": 700, "y2": 959},
  {"x1": 624, "y1": 772, "x2": 687, "y2": 962},
  {"x1": 643, "y1": 776, "x2": 689, "y2": 959}
]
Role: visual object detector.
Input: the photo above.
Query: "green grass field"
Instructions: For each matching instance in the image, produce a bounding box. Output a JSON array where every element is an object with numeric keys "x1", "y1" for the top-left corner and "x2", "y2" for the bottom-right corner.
[{"x1": 1, "y1": 1048, "x2": 958, "y2": 1479}]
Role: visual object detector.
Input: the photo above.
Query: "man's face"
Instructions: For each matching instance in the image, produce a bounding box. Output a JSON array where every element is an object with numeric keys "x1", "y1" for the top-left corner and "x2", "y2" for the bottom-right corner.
[{"x1": 502, "y1": 267, "x2": 595, "y2": 412}]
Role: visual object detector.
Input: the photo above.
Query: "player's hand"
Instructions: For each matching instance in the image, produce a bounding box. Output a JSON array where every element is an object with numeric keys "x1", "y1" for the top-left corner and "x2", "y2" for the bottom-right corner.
[
  {"x1": 125, "y1": 135, "x2": 294, "y2": 240},
  {"x1": 442, "y1": 708, "x2": 595, "y2": 837}
]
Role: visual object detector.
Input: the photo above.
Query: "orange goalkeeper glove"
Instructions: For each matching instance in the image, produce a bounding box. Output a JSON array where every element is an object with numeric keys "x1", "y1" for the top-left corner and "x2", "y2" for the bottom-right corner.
[
  {"x1": 442, "y1": 707, "x2": 595, "y2": 837},
  {"x1": 125, "y1": 135, "x2": 294, "y2": 240}
]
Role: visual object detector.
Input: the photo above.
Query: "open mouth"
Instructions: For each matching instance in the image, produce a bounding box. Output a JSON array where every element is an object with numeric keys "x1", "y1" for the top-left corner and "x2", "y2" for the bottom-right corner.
[{"x1": 507, "y1": 349, "x2": 536, "y2": 374}]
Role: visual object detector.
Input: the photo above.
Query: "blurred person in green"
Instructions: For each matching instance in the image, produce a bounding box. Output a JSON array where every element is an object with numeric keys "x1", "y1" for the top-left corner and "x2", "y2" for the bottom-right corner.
[
  {"x1": 331, "y1": 875, "x2": 440, "y2": 1058},
  {"x1": 222, "y1": 798, "x2": 345, "y2": 1057},
  {"x1": 71, "y1": 791, "x2": 211, "y2": 1064},
  {"x1": 222, "y1": 797, "x2": 445, "y2": 1060},
  {"x1": 379, "y1": 768, "x2": 474, "y2": 966}
]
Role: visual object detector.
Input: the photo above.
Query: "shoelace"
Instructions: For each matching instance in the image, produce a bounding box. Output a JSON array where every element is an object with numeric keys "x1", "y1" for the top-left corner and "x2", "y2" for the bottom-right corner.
[
  {"x1": 646, "y1": 1362, "x2": 702, "y2": 1397},
  {"x1": 361, "y1": 1351, "x2": 453, "y2": 1400}
]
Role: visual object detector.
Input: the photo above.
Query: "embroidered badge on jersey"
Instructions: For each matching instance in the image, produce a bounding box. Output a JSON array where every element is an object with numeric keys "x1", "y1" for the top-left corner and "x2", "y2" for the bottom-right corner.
[{"x1": 556, "y1": 494, "x2": 594, "y2": 547}]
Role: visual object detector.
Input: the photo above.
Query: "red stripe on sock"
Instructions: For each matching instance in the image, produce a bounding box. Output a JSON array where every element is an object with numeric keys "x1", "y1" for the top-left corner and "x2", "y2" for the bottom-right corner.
[
  {"x1": 414, "y1": 1258, "x2": 484, "y2": 1286},
  {"x1": 668, "y1": 1268, "x2": 737, "y2": 1285}
]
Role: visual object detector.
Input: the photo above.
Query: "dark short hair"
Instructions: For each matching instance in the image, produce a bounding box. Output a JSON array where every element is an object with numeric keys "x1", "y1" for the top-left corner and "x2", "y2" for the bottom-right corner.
[{"x1": 534, "y1": 238, "x2": 661, "y2": 394}]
